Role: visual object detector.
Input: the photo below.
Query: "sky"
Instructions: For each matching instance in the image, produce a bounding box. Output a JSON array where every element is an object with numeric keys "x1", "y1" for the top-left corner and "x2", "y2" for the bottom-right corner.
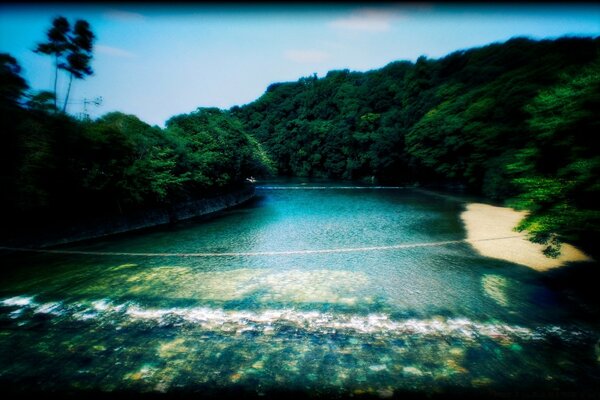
[{"x1": 1, "y1": 3, "x2": 599, "y2": 127}]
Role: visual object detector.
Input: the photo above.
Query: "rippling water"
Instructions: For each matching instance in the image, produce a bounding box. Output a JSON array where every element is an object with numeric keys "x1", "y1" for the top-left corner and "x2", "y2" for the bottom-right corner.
[{"x1": 1, "y1": 180, "x2": 598, "y2": 397}]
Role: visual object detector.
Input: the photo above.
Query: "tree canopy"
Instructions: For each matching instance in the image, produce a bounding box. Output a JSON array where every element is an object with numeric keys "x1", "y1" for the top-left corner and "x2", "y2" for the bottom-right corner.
[
  {"x1": 35, "y1": 16, "x2": 95, "y2": 112},
  {"x1": 233, "y1": 36, "x2": 600, "y2": 257},
  {"x1": 1, "y1": 81, "x2": 272, "y2": 230},
  {"x1": 2, "y1": 29, "x2": 599, "y2": 258}
]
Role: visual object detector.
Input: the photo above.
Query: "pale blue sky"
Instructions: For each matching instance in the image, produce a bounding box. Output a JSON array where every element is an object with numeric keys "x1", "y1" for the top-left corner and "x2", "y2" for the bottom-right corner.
[{"x1": 1, "y1": 3, "x2": 599, "y2": 127}]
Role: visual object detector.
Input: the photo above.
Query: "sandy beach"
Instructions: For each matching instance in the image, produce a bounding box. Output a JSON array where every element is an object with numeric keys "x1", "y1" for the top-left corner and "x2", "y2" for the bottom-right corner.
[{"x1": 461, "y1": 203, "x2": 592, "y2": 271}]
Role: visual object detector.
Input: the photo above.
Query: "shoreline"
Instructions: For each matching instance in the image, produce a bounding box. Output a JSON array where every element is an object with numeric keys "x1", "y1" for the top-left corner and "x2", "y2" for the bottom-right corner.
[
  {"x1": 460, "y1": 203, "x2": 592, "y2": 271},
  {"x1": 0, "y1": 186, "x2": 256, "y2": 250}
]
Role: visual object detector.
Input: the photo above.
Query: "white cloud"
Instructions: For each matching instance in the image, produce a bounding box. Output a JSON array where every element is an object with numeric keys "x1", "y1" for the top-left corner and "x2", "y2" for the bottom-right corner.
[
  {"x1": 329, "y1": 7, "x2": 406, "y2": 32},
  {"x1": 284, "y1": 49, "x2": 329, "y2": 63},
  {"x1": 96, "y1": 45, "x2": 136, "y2": 59},
  {"x1": 104, "y1": 9, "x2": 145, "y2": 22}
]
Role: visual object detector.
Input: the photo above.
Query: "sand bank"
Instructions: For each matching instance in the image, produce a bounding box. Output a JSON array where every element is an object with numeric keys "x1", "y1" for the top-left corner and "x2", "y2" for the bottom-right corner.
[{"x1": 461, "y1": 203, "x2": 592, "y2": 271}]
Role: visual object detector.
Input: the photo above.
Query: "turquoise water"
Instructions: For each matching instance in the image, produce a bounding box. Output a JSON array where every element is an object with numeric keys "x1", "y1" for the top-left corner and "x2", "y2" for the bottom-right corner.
[{"x1": 1, "y1": 181, "x2": 598, "y2": 397}]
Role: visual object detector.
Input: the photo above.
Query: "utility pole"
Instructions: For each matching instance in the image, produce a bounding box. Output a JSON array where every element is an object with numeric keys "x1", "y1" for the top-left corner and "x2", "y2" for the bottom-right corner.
[{"x1": 80, "y1": 96, "x2": 102, "y2": 120}]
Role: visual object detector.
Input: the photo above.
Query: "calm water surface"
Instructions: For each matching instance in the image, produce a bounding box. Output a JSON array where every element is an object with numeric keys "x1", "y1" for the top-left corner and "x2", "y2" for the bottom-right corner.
[{"x1": 1, "y1": 180, "x2": 599, "y2": 397}]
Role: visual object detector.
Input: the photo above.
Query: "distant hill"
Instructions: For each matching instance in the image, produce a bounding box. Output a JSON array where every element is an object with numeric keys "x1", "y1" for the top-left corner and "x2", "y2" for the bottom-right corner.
[{"x1": 233, "y1": 36, "x2": 600, "y2": 255}]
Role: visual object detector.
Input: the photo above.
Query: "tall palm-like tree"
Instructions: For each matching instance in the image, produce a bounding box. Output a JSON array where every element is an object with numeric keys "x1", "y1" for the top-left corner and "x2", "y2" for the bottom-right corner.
[
  {"x1": 61, "y1": 20, "x2": 95, "y2": 112},
  {"x1": 34, "y1": 16, "x2": 70, "y2": 109},
  {"x1": 35, "y1": 17, "x2": 95, "y2": 113}
]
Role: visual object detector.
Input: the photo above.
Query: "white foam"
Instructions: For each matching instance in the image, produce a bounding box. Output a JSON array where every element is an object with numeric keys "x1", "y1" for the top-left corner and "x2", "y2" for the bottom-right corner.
[
  {"x1": 0, "y1": 295, "x2": 590, "y2": 343},
  {"x1": 91, "y1": 299, "x2": 111, "y2": 311},
  {"x1": 9, "y1": 309, "x2": 25, "y2": 319},
  {"x1": 122, "y1": 305, "x2": 540, "y2": 340},
  {"x1": 34, "y1": 302, "x2": 64, "y2": 315},
  {"x1": 73, "y1": 310, "x2": 98, "y2": 321},
  {"x1": 1, "y1": 296, "x2": 36, "y2": 307},
  {"x1": 126, "y1": 306, "x2": 170, "y2": 320}
]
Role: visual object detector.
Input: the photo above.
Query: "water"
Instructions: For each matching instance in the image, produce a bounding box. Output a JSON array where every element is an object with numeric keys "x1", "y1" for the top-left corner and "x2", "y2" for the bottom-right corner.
[{"x1": 1, "y1": 180, "x2": 598, "y2": 397}]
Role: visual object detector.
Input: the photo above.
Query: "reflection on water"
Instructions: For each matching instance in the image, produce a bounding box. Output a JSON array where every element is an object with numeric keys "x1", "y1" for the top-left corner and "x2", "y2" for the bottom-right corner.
[
  {"x1": 105, "y1": 267, "x2": 370, "y2": 304},
  {"x1": 481, "y1": 275, "x2": 509, "y2": 307},
  {"x1": 0, "y1": 182, "x2": 599, "y2": 396}
]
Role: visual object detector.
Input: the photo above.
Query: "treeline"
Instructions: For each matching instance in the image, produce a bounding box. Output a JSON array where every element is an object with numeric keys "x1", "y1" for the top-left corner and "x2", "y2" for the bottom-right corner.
[
  {"x1": 2, "y1": 35, "x2": 599, "y2": 257},
  {"x1": 233, "y1": 37, "x2": 600, "y2": 256},
  {"x1": 0, "y1": 54, "x2": 272, "y2": 227}
]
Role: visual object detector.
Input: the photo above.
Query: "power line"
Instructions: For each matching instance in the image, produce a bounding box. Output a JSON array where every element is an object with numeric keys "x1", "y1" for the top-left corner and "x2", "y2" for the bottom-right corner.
[{"x1": 0, "y1": 235, "x2": 527, "y2": 258}]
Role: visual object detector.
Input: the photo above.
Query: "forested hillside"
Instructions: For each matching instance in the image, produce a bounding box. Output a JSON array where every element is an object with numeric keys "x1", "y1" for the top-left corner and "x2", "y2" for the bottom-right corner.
[
  {"x1": 234, "y1": 36, "x2": 600, "y2": 257},
  {"x1": 1, "y1": 35, "x2": 598, "y2": 257},
  {"x1": 0, "y1": 55, "x2": 272, "y2": 227}
]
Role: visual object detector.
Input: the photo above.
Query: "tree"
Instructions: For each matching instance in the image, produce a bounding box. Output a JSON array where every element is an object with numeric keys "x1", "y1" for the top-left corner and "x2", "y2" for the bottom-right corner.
[
  {"x1": 27, "y1": 91, "x2": 57, "y2": 113},
  {"x1": 61, "y1": 20, "x2": 95, "y2": 112},
  {"x1": 35, "y1": 16, "x2": 69, "y2": 109},
  {"x1": 35, "y1": 16, "x2": 95, "y2": 113},
  {"x1": 0, "y1": 53, "x2": 28, "y2": 108},
  {"x1": 234, "y1": 36, "x2": 600, "y2": 257},
  {"x1": 506, "y1": 60, "x2": 600, "y2": 257},
  {"x1": 0, "y1": 53, "x2": 29, "y2": 213}
]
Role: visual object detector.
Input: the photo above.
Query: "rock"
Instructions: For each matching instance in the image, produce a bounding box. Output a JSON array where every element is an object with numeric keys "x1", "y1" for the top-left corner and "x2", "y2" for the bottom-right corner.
[
  {"x1": 369, "y1": 364, "x2": 387, "y2": 372},
  {"x1": 377, "y1": 387, "x2": 394, "y2": 398},
  {"x1": 402, "y1": 366, "x2": 424, "y2": 376},
  {"x1": 445, "y1": 359, "x2": 468, "y2": 374},
  {"x1": 154, "y1": 380, "x2": 170, "y2": 393},
  {"x1": 158, "y1": 338, "x2": 187, "y2": 358},
  {"x1": 125, "y1": 365, "x2": 156, "y2": 382},
  {"x1": 449, "y1": 347, "x2": 464, "y2": 356},
  {"x1": 471, "y1": 377, "x2": 493, "y2": 387}
]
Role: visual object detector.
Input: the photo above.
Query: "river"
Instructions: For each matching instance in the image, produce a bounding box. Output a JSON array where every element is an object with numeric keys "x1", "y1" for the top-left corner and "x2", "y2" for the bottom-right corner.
[{"x1": 1, "y1": 180, "x2": 598, "y2": 397}]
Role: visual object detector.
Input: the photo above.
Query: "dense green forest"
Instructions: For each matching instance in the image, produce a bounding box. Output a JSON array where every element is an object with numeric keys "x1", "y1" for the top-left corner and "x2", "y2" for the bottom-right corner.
[
  {"x1": 233, "y1": 36, "x2": 600, "y2": 257},
  {"x1": 1, "y1": 33, "x2": 599, "y2": 257},
  {"x1": 0, "y1": 57, "x2": 272, "y2": 227},
  {"x1": 0, "y1": 17, "x2": 271, "y2": 229}
]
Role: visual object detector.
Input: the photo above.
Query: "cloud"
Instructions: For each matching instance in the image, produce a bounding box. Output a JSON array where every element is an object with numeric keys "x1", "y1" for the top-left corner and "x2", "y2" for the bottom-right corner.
[
  {"x1": 104, "y1": 9, "x2": 145, "y2": 22},
  {"x1": 96, "y1": 45, "x2": 136, "y2": 59},
  {"x1": 284, "y1": 49, "x2": 329, "y2": 63},
  {"x1": 329, "y1": 7, "x2": 406, "y2": 32}
]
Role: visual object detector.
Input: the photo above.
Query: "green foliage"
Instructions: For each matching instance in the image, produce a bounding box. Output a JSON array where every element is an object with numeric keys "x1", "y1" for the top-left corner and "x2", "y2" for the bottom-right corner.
[
  {"x1": 166, "y1": 108, "x2": 274, "y2": 188},
  {"x1": 2, "y1": 33, "x2": 599, "y2": 258},
  {"x1": 0, "y1": 61, "x2": 273, "y2": 222},
  {"x1": 35, "y1": 16, "x2": 95, "y2": 112},
  {"x1": 26, "y1": 91, "x2": 57, "y2": 113},
  {"x1": 505, "y1": 60, "x2": 600, "y2": 255},
  {"x1": 75, "y1": 112, "x2": 189, "y2": 207},
  {"x1": 234, "y1": 36, "x2": 600, "y2": 256},
  {"x1": 0, "y1": 53, "x2": 28, "y2": 107}
]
